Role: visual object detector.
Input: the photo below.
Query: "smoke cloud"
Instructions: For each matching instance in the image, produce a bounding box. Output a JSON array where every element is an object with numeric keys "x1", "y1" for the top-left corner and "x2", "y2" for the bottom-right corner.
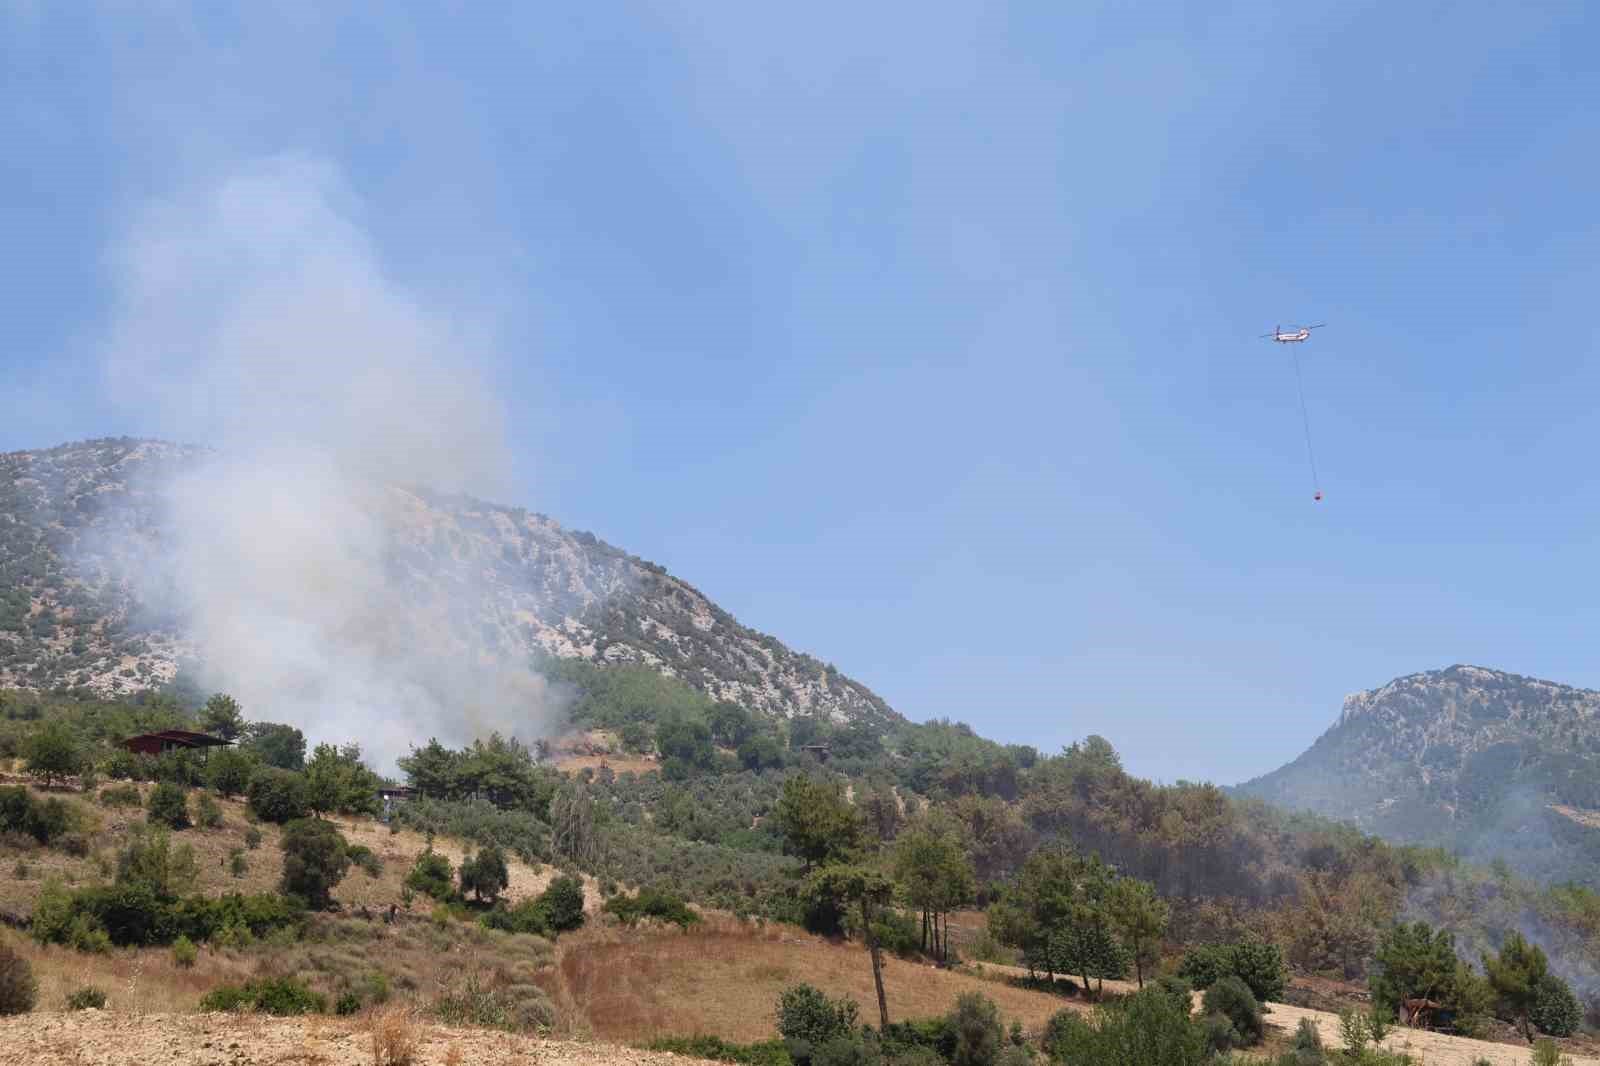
[{"x1": 95, "y1": 155, "x2": 562, "y2": 769}]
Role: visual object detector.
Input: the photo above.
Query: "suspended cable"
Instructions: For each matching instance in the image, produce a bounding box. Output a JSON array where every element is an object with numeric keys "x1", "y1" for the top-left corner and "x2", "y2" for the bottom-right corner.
[{"x1": 1289, "y1": 344, "x2": 1321, "y2": 499}]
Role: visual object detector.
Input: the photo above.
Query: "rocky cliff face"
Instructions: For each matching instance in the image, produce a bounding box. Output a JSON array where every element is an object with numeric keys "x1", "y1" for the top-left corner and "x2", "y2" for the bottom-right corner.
[
  {"x1": 0, "y1": 438, "x2": 897, "y2": 731},
  {"x1": 1237, "y1": 664, "x2": 1600, "y2": 883}
]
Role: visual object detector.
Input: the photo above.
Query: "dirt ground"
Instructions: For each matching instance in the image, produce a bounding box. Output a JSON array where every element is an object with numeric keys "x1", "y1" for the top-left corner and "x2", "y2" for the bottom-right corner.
[
  {"x1": 1262, "y1": 1000, "x2": 1599, "y2": 1066},
  {"x1": 0, "y1": 1010, "x2": 713, "y2": 1066}
]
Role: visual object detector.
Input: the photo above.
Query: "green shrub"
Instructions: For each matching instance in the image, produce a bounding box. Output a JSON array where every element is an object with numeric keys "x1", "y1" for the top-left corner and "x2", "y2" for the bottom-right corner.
[
  {"x1": 1338, "y1": 1008, "x2": 1369, "y2": 1054},
  {"x1": 1366, "y1": 1004, "x2": 1392, "y2": 1045},
  {"x1": 98, "y1": 783, "x2": 143, "y2": 808},
  {"x1": 404, "y1": 849, "x2": 456, "y2": 902},
  {"x1": 152, "y1": 751, "x2": 205, "y2": 787},
  {"x1": 0, "y1": 786, "x2": 69, "y2": 844},
  {"x1": 1176, "y1": 944, "x2": 1228, "y2": 989},
  {"x1": 1153, "y1": 974, "x2": 1193, "y2": 1012},
  {"x1": 1203, "y1": 977, "x2": 1263, "y2": 1048},
  {"x1": 346, "y1": 844, "x2": 382, "y2": 878},
  {"x1": 244, "y1": 826, "x2": 263, "y2": 850},
  {"x1": 1177, "y1": 941, "x2": 1285, "y2": 1003},
  {"x1": 228, "y1": 849, "x2": 248, "y2": 879},
  {"x1": 603, "y1": 887, "x2": 701, "y2": 929},
  {"x1": 116, "y1": 828, "x2": 199, "y2": 898},
  {"x1": 432, "y1": 971, "x2": 551, "y2": 1032},
  {"x1": 1531, "y1": 1039, "x2": 1571, "y2": 1066},
  {"x1": 32, "y1": 878, "x2": 301, "y2": 949},
  {"x1": 812, "y1": 1037, "x2": 872, "y2": 1066},
  {"x1": 1293, "y1": 1017, "x2": 1325, "y2": 1064},
  {"x1": 206, "y1": 749, "x2": 256, "y2": 799},
  {"x1": 538, "y1": 875, "x2": 586, "y2": 933},
  {"x1": 246, "y1": 769, "x2": 311, "y2": 824},
  {"x1": 459, "y1": 845, "x2": 510, "y2": 903},
  {"x1": 103, "y1": 750, "x2": 149, "y2": 782},
  {"x1": 646, "y1": 1036, "x2": 792, "y2": 1066},
  {"x1": 871, "y1": 908, "x2": 924, "y2": 959},
  {"x1": 1533, "y1": 974, "x2": 1582, "y2": 1037},
  {"x1": 1199, "y1": 1013, "x2": 1235, "y2": 1055},
  {"x1": 1044, "y1": 989, "x2": 1208, "y2": 1066},
  {"x1": 195, "y1": 792, "x2": 224, "y2": 829},
  {"x1": 335, "y1": 990, "x2": 362, "y2": 1016},
  {"x1": 249, "y1": 977, "x2": 328, "y2": 1015},
  {"x1": 64, "y1": 915, "x2": 111, "y2": 954},
  {"x1": 777, "y1": 983, "x2": 860, "y2": 1047},
  {"x1": 0, "y1": 942, "x2": 36, "y2": 1015},
  {"x1": 199, "y1": 976, "x2": 326, "y2": 1015},
  {"x1": 278, "y1": 819, "x2": 350, "y2": 910},
  {"x1": 65, "y1": 986, "x2": 106, "y2": 1010},
  {"x1": 1228, "y1": 940, "x2": 1288, "y2": 1003},
  {"x1": 363, "y1": 972, "x2": 392, "y2": 1005},
  {"x1": 22, "y1": 721, "x2": 83, "y2": 788},
  {"x1": 948, "y1": 993, "x2": 1002, "y2": 1066},
  {"x1": 146, "y1": 783, "x2": 191, "y2": 830},
  {"x1": 172, "y1": 935, "x2": 198, "y2": 968},
  {"x1": 483, "y1": 876, "x2": 588, "y2": 936}
]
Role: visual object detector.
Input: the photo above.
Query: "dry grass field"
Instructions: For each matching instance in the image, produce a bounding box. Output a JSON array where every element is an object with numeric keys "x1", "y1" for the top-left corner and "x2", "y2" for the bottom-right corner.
[
  {"x1": 13, "y1": 912, "x2": 554, "y2": 1017},
  {"x1": 544, "y1": 915, "x2": 1075, "y2": 1043}
]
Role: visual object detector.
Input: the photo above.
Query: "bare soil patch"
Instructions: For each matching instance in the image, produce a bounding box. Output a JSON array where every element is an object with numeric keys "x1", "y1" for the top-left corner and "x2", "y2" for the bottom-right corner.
[{"x1": 0, "y1": 1010, "x2": 713, "y2": 1066}]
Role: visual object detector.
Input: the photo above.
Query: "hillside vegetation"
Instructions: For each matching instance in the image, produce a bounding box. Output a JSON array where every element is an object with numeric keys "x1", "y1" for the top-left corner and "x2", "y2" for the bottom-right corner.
[{"x1": 3, "y1": 672, "x2": 1600, "y2": 1066}]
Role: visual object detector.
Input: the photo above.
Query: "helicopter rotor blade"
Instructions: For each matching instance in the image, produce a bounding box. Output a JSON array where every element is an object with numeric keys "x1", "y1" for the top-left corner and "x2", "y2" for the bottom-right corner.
[{"x1": 1305, "y1": 323, "x2": 1327, "y2": 330}]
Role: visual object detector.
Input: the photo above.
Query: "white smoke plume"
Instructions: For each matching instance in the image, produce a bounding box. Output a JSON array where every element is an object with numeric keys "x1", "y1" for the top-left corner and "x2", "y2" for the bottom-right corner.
[{"x1": 96, "y1": 155, "x2": 562, "y2": 769}]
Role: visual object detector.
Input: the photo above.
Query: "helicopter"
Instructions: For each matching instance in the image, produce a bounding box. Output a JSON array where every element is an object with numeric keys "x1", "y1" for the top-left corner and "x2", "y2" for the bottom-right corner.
[{"x1": 1261, "y1": 323, "x2": 1325, "y2": 343}]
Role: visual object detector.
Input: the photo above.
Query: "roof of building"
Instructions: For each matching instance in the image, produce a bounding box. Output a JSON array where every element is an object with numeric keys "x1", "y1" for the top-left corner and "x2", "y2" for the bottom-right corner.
[{"x1": 119, "y1": 729, "x2": 233, "y2": 749}]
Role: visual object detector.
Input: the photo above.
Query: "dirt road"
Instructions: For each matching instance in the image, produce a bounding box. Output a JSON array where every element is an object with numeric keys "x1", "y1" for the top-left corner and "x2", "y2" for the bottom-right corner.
[{"x1": 0, "y1": 1010, "x2": 710, "y2": 1066}]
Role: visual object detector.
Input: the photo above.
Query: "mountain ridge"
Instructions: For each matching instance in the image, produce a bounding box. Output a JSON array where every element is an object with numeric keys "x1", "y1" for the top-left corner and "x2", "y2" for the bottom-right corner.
[
  {"x1": 1236, "y1": 662, "x2": 1600, "y2": 884},
  {"x1": 0, "y1": 437, "x2": 899, "y2": 732}
]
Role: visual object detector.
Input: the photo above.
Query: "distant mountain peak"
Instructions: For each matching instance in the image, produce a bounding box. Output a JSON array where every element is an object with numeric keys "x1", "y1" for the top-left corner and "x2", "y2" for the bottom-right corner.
[{"x1": 1241, "y1": 663, "x2": 1600, "y2": 885}]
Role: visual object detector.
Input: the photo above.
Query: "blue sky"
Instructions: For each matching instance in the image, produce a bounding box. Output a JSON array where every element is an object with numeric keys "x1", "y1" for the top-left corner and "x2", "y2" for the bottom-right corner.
[{"x1": 3, "y1": 2, "x2": 1598, "y2": 784}]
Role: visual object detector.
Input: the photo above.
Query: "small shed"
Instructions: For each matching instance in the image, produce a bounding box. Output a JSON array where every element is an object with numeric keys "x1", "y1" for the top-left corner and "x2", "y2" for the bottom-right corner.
[
  {"x1": 799, "y1": 744, "x2": 831, "y2": 763},
  {"x1": 119, "y1": 730, "x2": 232, "y2": 760},
  {"x1": 1401, "y1": 998, "x2": 1456, "y2": 1031},
  {"x1": 378, "y1": 786, "x2": 417, "y2": 817}
]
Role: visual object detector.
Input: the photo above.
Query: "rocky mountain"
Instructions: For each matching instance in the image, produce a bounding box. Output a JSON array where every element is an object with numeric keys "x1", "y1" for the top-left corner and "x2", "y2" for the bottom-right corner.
[
  {"x1": 0, "y1": 438, "x2": 897, "y2": 730},
  {"x1": 1236, "y1": 664, "x2": 1600, "y2": 883}
]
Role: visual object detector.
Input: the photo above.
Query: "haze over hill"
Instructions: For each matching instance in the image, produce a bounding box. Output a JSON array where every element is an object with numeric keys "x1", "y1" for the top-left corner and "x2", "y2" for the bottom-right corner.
[
  {"x1": 1236, "y1": 663, "x2": 1600, "y2": 885},
  {"x1": 0, "y1": 437, "x2": 895, "y2": 767}
]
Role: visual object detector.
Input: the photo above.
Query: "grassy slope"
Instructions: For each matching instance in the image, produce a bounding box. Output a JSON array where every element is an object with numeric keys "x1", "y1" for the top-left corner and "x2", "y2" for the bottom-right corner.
[
  {"x1": 1, "y1": 778, "x2": 1071, "y2": 1046},
  {"x1": 0, "y1": 776, "x2": 600, "y2": 918}
]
